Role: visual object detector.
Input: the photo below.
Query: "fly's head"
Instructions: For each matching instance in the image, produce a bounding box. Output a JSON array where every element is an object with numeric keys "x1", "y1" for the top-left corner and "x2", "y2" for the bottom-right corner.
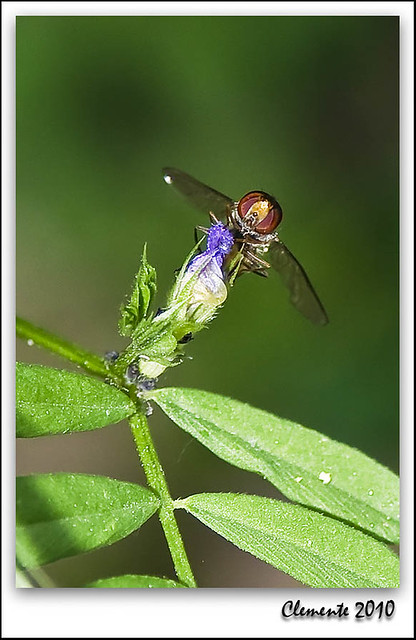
[{"x1": 229, "y1": 191, "x2": 282, "y2": 244}]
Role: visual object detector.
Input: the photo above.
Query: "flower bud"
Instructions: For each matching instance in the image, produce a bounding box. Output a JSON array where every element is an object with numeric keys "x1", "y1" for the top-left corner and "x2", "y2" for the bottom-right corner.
[
  {"x1": 169, "y1": 222, "x2": 234, "y2": 326},
  {"x1": 114, "y1": 222, "x2": 235, "y2": 387}
]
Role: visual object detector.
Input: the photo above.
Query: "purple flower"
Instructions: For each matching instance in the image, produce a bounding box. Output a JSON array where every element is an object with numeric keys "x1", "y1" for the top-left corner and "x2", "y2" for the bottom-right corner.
[
  {"x1": 184, "y1": 222, "x2": 234, "y2": 306},
  {"x1": 137, "y1": 223, "x2": 234, "y2": 380},
  {"x1": 166, "y1": 222, "x2": 234, "y2": 325}
]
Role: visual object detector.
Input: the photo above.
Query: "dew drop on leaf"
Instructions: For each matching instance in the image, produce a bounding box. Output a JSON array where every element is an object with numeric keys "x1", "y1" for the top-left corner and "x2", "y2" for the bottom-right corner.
[
  {"x1": 318, "y1": 471, "x2": 332, "y2": 485},
  {"x1": 27, "y1": 339, "x2": 34, "y2": 346},
  {"x1": 368, "y1": 489, "x2": 374, "y2": 496}
]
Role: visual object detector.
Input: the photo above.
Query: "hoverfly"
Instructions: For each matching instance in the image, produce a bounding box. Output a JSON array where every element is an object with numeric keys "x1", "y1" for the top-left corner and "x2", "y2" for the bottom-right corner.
[{"x1": 163, "y1": 167, "x2": 328, "y2": 326}]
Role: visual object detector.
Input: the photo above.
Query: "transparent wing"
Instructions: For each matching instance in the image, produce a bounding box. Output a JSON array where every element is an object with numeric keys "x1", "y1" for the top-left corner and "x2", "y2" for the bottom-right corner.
[
  {"x1": 268, "y1": 240, "x2": 329, "y2": 326},
  {"x1": 163, "y1": 167, "x2": 234, "y2": 219}
]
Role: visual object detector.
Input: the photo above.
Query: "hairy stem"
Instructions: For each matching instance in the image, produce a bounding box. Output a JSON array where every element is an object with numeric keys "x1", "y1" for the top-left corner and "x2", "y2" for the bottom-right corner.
[
  {"x1": 129, "y1": 412, "x2": 196, "y2": 588},
  {"x1": 16, "y1": 316, "x2": 108, "y2": 379}
]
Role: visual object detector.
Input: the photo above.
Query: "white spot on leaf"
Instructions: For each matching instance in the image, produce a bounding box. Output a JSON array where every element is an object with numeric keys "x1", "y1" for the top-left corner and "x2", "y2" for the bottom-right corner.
[{"x1": 318, "y1": 471, "x2": 332, "y2": 485}]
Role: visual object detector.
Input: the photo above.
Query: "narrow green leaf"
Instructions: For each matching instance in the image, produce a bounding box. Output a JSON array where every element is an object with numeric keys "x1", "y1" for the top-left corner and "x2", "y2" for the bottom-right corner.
[
  {"x1": 119, "y1": 244, "x2": 157, "y2": 337},
  {"x1": 16, "y1": 363, "x2": 135, "y2": 437},
  {"x1": 16, "y1": 567, "x2": 34, "y2": 588},
  {"x1": 16, "y1": 474, "x2": 159, "y2": 568},
  {"x1": 16, "y1": 316, "x2": 108, "y2": 379},
  {"x1": 152, "y1": 388, "x2": 399, "y2": 544},
  {"x1": 86, "y1": 574, "x2": 185, "y2": 588},
  {"x1": 180, "y1": 493, "x2": 399, "y2": 588}
]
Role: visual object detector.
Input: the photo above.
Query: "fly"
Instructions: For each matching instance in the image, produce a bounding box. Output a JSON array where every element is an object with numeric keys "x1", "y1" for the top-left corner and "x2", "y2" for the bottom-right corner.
[{"x1": 163, "y1": 167, "x2": 328, "y2": 326}]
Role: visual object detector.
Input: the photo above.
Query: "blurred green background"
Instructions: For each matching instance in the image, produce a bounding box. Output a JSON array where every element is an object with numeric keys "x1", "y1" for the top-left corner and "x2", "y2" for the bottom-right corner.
[{"x1": 16, "y1": 16, "x2": 399, "y2": 588}]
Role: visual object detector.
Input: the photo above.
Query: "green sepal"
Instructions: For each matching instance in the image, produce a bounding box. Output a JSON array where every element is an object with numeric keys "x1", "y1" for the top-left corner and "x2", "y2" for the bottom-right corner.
[{"x1": 119, "y1": 244, "x2": 157, "y2": 337}]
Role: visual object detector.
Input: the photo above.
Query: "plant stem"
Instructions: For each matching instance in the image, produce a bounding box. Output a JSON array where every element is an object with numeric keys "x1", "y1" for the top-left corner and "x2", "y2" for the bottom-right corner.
[
  {"x1": 129, "y1": 412, "x2": 197, "y2": 588},
  {"x1": 16, "y1": 316, "x2": 108, "y2": 379},
  {"x1": 17, "y1": 316, "x2": 196, "y2": 584},
  {"x1": 16, "y1": 560, "x2": 55, "y2": 588}
]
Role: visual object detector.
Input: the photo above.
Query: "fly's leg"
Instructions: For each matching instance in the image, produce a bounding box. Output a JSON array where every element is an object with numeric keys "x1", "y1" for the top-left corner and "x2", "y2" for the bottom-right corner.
[
  {"x1": 194, "y1": 225, "x2": 208, "y2": 253},
  {"x1": 251, "y1": 268, "x2": 269, "y2": 278},
  {"x1": 244, "y1": 248, "x2": 271, "y2": 269},
  {"x1": 235, "y1": 248, "x2": 270, "y2": 278},
  {"x1": 193, "y1": 227, "x2": 201, "y2": 250},
  {"x1": 226, "y1": 241, "x2": 257, "y2": 284},
  {"x1": 209, "y1": 211, "x2": 220, "y2": 225}
]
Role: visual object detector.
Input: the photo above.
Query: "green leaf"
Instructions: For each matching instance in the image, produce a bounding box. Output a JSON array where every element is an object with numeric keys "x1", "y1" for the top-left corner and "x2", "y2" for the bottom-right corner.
[
  {"x1": 85, "y1": 574, "x2": 185, "y2": 588},
  {"x1": 16, "y1": 474, "x2": 159, "y2": 568},
  {"x1": 179, "y1": 493, "x2": 399, "y2": 588},
  {"x1": 119, "y1": 244, "x2": 157, "y2": 337},
  {"x1": 151, "y1": 388, "x2": 399, "y2": 544},
  {"x1": 16, "y1": 316, "x2": 109, "y2": 379},
  {"x1": 16, "y1": 363, "x2": 136, "y2": 437},
  {"x1": 16, "y1": 567, "x2": 34, "y2": 588}
]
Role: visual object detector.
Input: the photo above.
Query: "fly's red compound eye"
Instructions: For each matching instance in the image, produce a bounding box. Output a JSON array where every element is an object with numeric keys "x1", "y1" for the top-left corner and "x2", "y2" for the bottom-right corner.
[
  {"x1": 255, "y1": 203, "x2": 282, "y2": 233},
  {"x1": 238, "y1": 191, "x2": 282, "y2": 234},
  {"x1": 238, "y1": 192, "x2": 264, "y2": 219}
]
